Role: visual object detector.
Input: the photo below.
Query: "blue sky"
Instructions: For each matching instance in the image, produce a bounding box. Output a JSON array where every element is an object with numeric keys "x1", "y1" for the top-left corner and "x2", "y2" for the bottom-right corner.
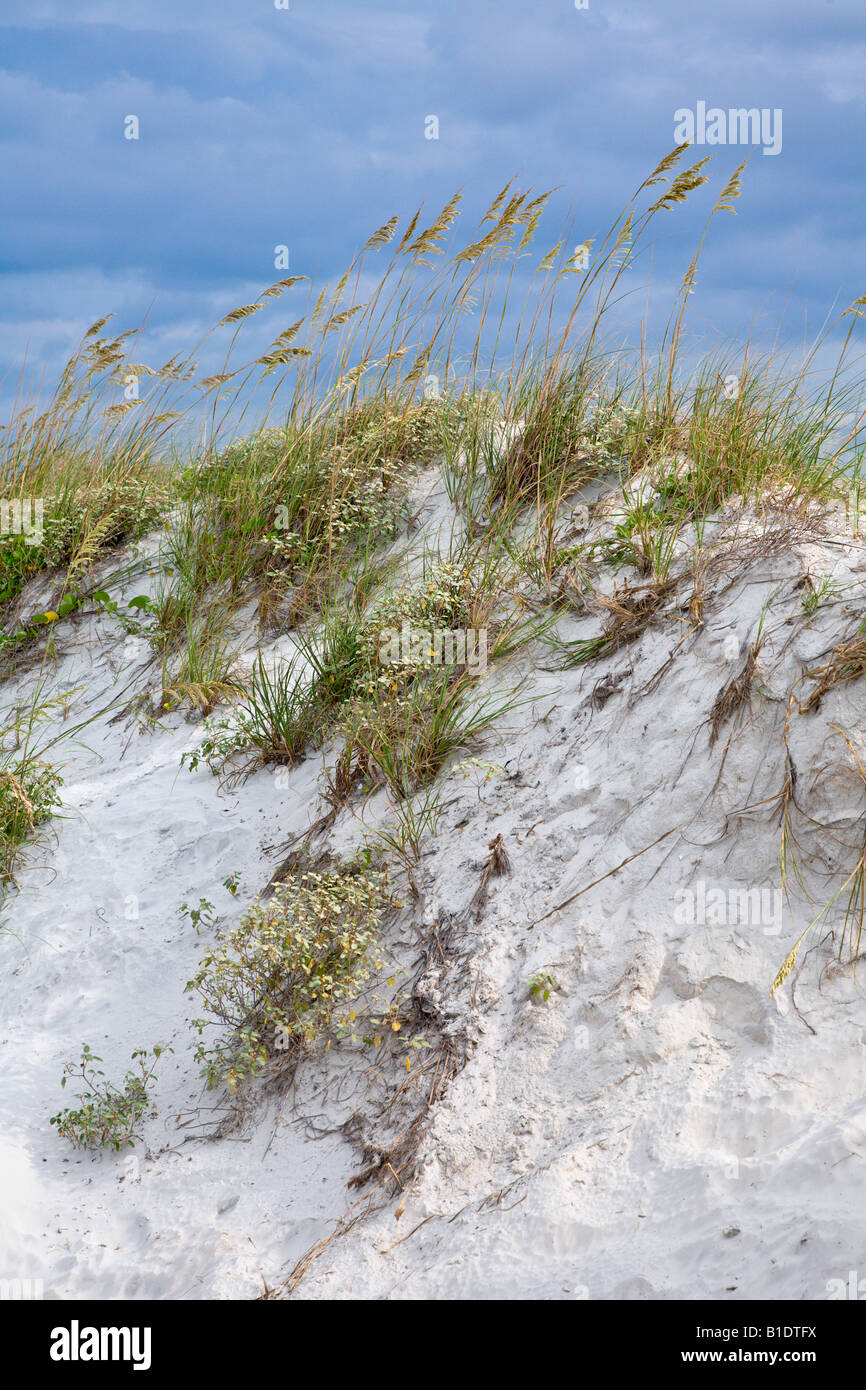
[{"x1": 1, "y1": 0, "x2": 863, "y2": 417}]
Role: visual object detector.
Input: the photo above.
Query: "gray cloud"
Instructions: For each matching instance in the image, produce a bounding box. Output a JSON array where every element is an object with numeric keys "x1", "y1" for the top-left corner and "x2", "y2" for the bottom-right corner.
[{"x1": 0, "y1": 0, "x2": 862, "y2": 414}]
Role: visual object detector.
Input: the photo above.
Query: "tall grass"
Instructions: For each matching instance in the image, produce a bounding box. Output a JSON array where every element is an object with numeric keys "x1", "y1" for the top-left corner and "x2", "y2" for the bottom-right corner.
[
  {"x1": 5, "y1": 145, "x2": 861, "y2": 653},
  {"x1": 2, "y1": 149, "x2": 865, "y2": 963}
]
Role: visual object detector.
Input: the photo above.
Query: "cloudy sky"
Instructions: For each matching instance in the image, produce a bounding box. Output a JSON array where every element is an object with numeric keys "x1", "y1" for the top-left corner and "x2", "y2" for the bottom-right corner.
[{"x1": 1, "y1": 0, "x2": 863, "y2": 416}]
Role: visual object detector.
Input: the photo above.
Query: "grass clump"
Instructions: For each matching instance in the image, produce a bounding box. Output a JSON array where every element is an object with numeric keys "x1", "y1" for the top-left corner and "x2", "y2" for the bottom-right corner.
[
  {"x1": 159, "y1": 616, "x2": 246, "y2": 716},
  {"x1": 163, "y1": 397, "x2": 446, "y2": 647},
  {"x1": 0, "y1": 756, "x2": 63, "y2": 882},
  {"x1": 0, "y1": 477, "x2": 172, "y2": 607},
  {"x1": 348, "y1": 667, "x2": 520, "y2": 797},
  {"x1": 181, "y1": 604, "x2": 367, "y2": 778},
  {"x1": 186, "y1": 863, "x2": 395, "y2": 1093},
  {"x1": 182, "y1": 548, "x2": 527, "y2": 786}
]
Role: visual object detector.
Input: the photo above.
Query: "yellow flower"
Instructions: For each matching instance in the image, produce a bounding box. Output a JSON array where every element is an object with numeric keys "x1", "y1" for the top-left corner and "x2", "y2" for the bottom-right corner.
[
  {"x1": 391, "y1": 1021, "x2": 401, "y2": 1032},
  {"x1": 43, "y1": 611, "x2": 60, "y2": 622}
]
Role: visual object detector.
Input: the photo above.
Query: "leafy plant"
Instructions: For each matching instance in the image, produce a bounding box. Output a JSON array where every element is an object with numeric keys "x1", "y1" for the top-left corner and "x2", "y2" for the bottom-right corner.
[
  {"x1": 364, "y1": 784, "x2": 442, "y2": 898},
  {"x1": 0, "y1": 757, "x2": 63, "y2": 882},
  {"x1": 186, "y1": 864, "x2": 396, "y2": 1093},
  {"x1": 178, "y1": 897, "x2": 216, "y2": 933},
  {"x1": 528, "y1": 971, "x2": 557, "y2": 1002},
  {"x1": 49, "y1": 1043, "x2": 171, "y2": 1151},
  {"x1": 91, "y1": 588, "x2": 157, "y2": 636}
]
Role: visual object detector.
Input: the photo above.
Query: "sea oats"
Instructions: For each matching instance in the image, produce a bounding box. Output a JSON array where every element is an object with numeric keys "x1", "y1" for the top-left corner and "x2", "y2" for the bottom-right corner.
[
  {"x1": 258, "y1": 276, "x2": 307, "y2": 301},
  {"x1": 361, "y1": 216, "x2": 399, "y2": 253},
  {"x1": 218, "y1": 303, "x2": 263, "y2": 326}
]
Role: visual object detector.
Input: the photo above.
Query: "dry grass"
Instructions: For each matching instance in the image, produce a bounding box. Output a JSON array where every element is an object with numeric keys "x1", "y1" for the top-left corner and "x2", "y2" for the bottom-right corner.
[
  {"x1": 708, "y1": 636, "x2": 763, "y2": 748},
  {"x1": 799, "y1": 634, "x2": 866, "y2": 714},
  {"x1": 468, "y1": 833, "x2": 511, "y2": 917},
  {"x1": 548, "y1": 577, "x2": 676, "y2": 668}
]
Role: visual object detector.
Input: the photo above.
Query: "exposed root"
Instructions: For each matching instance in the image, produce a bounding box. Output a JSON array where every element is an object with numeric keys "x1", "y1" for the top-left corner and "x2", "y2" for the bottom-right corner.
[
  {"x1": 708, "y1": 637, "x2": 763, "y2": 748},
  {"x1": 257, "y1": 1193, "x2": 382, "y2": 1299},
  {"x1": 595, "y1": 578, "x2": 676, "y2": 650},
  {"x1": 468, "y1": 833, "x2": 511, "y2": 916},
  {"x1": 550, "y1": 577, "x2": 677, "y2": 668},
  {"x1": 799, "y1": 633, "x2": 866, "y2": 714}
]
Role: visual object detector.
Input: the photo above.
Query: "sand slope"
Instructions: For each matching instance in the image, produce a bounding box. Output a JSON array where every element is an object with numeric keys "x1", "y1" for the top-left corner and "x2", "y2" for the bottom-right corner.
[{"x1": 3, "y1": 479, "x2": 866, "y2": 1300}]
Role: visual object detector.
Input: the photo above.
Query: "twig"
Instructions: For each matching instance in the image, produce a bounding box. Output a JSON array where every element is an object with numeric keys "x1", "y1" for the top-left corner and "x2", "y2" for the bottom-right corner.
[{"x1": 526, "y1": 823, "x2": 682, "y2": 928}]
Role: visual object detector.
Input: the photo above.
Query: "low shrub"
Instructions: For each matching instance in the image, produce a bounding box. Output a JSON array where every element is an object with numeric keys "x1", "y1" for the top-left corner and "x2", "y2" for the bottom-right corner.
[
  {"x1": 0, "y1": 477, "x2": 173, "y2": 607},
  {"x1": 186, "y1": 863, "x2": 395, "y2": 1093},
  {"x1": 0, "y1": 757, "x2": 63, "y2": 881},
  {"x1": 49, "y1": 1043, "x2": 171, "y2": 1151}
]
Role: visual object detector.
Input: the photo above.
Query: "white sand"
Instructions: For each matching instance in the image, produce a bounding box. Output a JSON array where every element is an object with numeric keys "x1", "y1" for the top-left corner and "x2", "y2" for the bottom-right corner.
[{"x1": 2, "y1": 477, "x2": 866, "y2": 1300}]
